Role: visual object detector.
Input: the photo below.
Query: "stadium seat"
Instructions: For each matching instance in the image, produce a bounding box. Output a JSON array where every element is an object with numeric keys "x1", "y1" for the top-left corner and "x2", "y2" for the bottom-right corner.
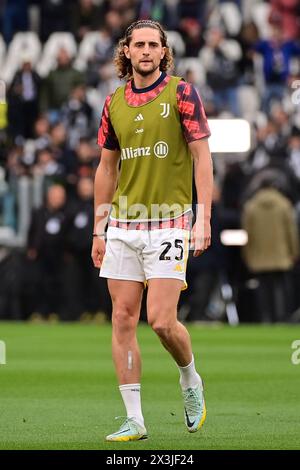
[
  {"x1": 199, "y1": 39, "x2": 242, "y2": 72},
  {"x1": 165, "y1": 30, "x2": 186, "y2": 58},
  {"x1": 0, "y1": 32, "x2": 41, "y2": 84},
  {"x1": 74, "y1": 31, "x2": 107, "y2": 72},
  {"x1": 36, "y1": 32, "x2": 77, "y2": 78},
  {"x1": 238, "y1": 85, "x2": 260, "y2": 122},
  {"x1": 176, "y1": 58, "x2": 206, "y2": 87},
  {"x1": 86, "y1": 87, "x2": 103, "y2": 119},
  {"x1": 252, "y1": 54, "x2": 265, "y2": 96},
  {"x1": 219, "y1": 2, "x2": 242, "y2": 36},
  {"x1": 251, "y1": 2, "x2": 272, "y2": 39},
  {"x1": 0, "y1": 35, "x2": 6, "y2": 79}
]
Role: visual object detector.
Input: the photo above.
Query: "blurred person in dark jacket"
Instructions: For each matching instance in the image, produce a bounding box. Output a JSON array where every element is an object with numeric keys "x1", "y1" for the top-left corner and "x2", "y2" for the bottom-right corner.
[
  {"x1": 7, "y1": 57, "x2": 41, "y2": 140},
  {"x1": 70, "y1": 0, "x2": 104, "y2": 42},
  {"x1": 248, "y1": 119, "x2": 289, "y2": 171},
  {"x1": 32, "y1": 115, "x2": 52, "y2": 152},
  {"x1": 61, "y1": 84, "x2": 94, "y2": 150},
  {"x1": 48, "y1": 122, "x2": 76, "y2": 180},
  {"x1": 270, "y1": 0, "x2": 300, "y2": 41},
  {"x1": 241, "y1": 180, "x2": 299, "y2": 322},
  {"x1": 40, "y1": 48, "x2": 84, "y2": 122},
  {"x1": 252, "y1": 22, "x2": 300, "y2": 113},
  {"x1": 32, "y1": 147, "x2": 65, "y2": 193},
  {"x1": 287, "y1": 126, "x2": 300, "y2": 187},
  {"x1": 200, "y1": 26, "x2": 241, "y2": 116},
  {"x1": 63, "y1": 177, "x2": 109, "y2": 320},
  {"x1": 2, "y1": 0, "x2": 28, "y2": 44},
  {"x1": 180, "y1": 17, "x2": 204, "y2": 57},
  {"x1": 74, "y1": 137, "x2": 98, "y2": 179},
  {"x1": 182, "y1": 181, "x2": 227, "y2": 321},
  {"x1": 39, "y1": 0, "x2": 72, "y2": 42},
  {"x1": 27, "y1": 184, "x2": 67, "y2": 320}
]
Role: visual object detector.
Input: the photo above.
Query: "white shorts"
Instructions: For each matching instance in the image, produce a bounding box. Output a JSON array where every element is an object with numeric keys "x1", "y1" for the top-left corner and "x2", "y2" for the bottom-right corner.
[{"x1": 100, "y1": 226, "x2": 190, "y2": 284}]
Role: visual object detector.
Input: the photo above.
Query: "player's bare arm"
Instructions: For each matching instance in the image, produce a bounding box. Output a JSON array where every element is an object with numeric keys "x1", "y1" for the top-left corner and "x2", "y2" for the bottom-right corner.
[
  {"x1": 189, "y1": 138, "x2": 213, "y2": 257},
  {"x1": 92, "y1": 148, "x2": 120, "y2": 268}
]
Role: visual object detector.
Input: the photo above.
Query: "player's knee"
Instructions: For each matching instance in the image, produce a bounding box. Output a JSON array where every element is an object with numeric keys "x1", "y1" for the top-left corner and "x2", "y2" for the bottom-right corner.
[
  {"x1": 112, "y1": 305, "x2": 136, "y2": 333},
  {"x1": 149, "y1": 319, "x2": 172, "y2": 341}
]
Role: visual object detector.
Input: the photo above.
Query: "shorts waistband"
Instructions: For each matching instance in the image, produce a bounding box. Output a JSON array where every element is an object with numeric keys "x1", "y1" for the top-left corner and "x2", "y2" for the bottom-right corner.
[{"x1": 109, "y1": 213, "x2": 192, "y2": 231}]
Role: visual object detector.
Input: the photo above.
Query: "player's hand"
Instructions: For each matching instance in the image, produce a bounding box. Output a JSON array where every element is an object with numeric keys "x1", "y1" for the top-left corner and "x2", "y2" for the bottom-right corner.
[
  {"x1": 191, "y1": 220, "x2": 211, "y2": 257},
  {"x1": 91, "y1": 236, "x2": 106, "y2": 268}
]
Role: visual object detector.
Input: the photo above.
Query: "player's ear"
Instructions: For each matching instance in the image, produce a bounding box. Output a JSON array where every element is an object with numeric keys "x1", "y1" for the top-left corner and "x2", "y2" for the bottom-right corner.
[
  {"x1": 161, "y1": 46, "x2": 166, "y2": 60},
  {"x1": 124, "y1": 45, "x2": 130, "y2": 59}
]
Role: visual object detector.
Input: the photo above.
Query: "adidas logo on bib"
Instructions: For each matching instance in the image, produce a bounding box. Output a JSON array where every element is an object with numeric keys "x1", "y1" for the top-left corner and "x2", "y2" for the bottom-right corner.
[{"x1": 134, "y1": 113, "x2": 144, "y2": 122}]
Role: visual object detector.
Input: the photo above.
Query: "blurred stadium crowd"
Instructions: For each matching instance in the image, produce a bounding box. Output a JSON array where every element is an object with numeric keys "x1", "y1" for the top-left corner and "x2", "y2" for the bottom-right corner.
[{"x1": 0, "y1": 0, "x2": 300, "y2": 323}]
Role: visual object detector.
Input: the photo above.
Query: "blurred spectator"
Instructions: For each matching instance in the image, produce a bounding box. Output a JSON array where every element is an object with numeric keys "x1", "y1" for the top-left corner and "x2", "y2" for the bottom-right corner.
[
  {"x1": 200, "y1": 25, "x2": 242, "y2": 116},
  {"x1": 177, "y1": 0, "x2": 209, "y2": 56},
  {"x1": 85, "y1": 28, "x2": 116, "y2": 87},
  {"x1": 139, "y1": 0, "x2": 179, "y2": 30},
  {"x1": 90, "y1": 60, "x2": 121, "y2": 114},
  {"x1": 221, "y1": 161, "x2": 246, "y2": 227},
  {"x1": 253, "y1": 23, "x2": 300, "y2": 113},
  {"x1": 5, "y1": 144, "x2": 38, "y2": 195},
  {"x1": 238, "y1": 21, "x2": 259, "y2": 85},
  {"x1": 32, "y1": 147, "x2": 65, "y2": 191},
  {"x1": 220, "y1": 161, "x2": 247, "y2": 292},
  {"x1": 51, "y1": 137, "x2": 99, "y2": 195},
  {"x1": 40, "y1": 48, "x2": 84, "y2": 121},
  {"x1": 32, "y1": 115, "x2": 52, "y2": 152},
  {"x1": 183, "y1": 181, "x2": 228, "y2": 321},
  {"x1": 177, "y1": 0, "x2": 208, "y2": 25},
  {"x1": 270, "y1": 105, "x2": 292, "y2": 139},
  {"x1": 243, "y1": 163, "x2": 299, "y2": 206},
  {"x1": 185, "y1": 75, "x2": 216, "y2": 117},
  {"x1": 0, "y1": 97, "x2": 7, "y2": 138},
  {"x1": 39, "y1": 0, "x2": 72, "y2": 42},
  {"x1": 248, "y1": 118, "x2": 288, "y2": 170},
  {"x1": 2, "y1": 0, "x2": 28, "y2": 44},
  {"x1": 184, "y1": 69, "x2": 206, "y2": 97},
  {"x1": 0, "y1": 3, "x2": 3, "y2": 34},
  {"x1": 179, "y1": 17, "x2": 203, "y2": 57},
  {"x1": 0, "y1": 248, "x2": 22, "y2": 320},
  {"x1": 63, "y1": 177, "x2": 109, "y2": 319},
  {"x1": 270, "y1": 0, "x2": 300, "y2": 41},
  {"x1": 241, "y1": 180, "x2": 299, "y2": 322},
  {"x1": 70, "y1": 0, "x2": 104, "y2": 42},
  {"x1": 139, "y1": 0, "x2": 164, "y2": 22},
  {"x1": 103, "y1": 0, "x2": 137, "y2": 31},
  {"x1": 0, "y1": 166, "x2": 15, "y2": 230},
  {"x1": 104, "y1": 9, "x2": 125, "y2": 40},
  {"x1": 62, "y1": 85, "x2": 94, "y2": 150},
  {"x1": 73, "y1": 138, "x2": 99, "y2": 180},
  {"x1": 46, "y1": 123, "x2": 78, "y2": 190},
  {"x1": 49, "y1": 123, "x2": 69, "y2": 164},
  {"x1": 287, "y1": 126, "x2": 300, "y2": 188},
  {"x1": 7, "y1": 56, "x2": 41, "y2": 141},
  {"x1": 93, "y1": 27, "x2": 116, "y2": 66},
  {"x1": 26, "y1": 184, "x2": 67, "y2": 319}
]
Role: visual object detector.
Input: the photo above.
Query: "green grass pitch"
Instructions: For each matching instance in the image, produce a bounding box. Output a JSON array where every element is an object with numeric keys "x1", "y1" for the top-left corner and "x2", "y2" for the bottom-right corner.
[{"x1": 0, "y1": 321, "x2": 300, "y2": 450}]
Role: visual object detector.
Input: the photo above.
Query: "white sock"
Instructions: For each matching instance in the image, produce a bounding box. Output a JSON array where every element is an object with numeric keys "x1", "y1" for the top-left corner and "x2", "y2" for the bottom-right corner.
[
  {"x1": 119, "y1": 383, "x2": 145, "y2": 428},
  {"x1": 178, "y1": 355, "x2": 202, "y2": 391}
]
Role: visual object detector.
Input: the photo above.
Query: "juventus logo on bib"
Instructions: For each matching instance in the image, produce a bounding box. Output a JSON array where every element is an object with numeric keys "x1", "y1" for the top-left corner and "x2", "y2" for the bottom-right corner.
[{"x1": 160, "y1": 103, "x2": 170, "y2": 118}]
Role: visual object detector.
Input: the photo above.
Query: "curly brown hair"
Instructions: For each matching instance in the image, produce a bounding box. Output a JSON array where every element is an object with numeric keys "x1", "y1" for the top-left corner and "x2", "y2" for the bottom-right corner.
[{"x1": 114, "y1": 20, "x2": 174, "y2": 80}]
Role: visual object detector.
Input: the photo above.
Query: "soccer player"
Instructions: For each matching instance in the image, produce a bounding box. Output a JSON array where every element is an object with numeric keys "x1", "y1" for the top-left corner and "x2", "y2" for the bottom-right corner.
[{"x1": 92, "y1": 20, "x2": 213, "y2": 441}]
